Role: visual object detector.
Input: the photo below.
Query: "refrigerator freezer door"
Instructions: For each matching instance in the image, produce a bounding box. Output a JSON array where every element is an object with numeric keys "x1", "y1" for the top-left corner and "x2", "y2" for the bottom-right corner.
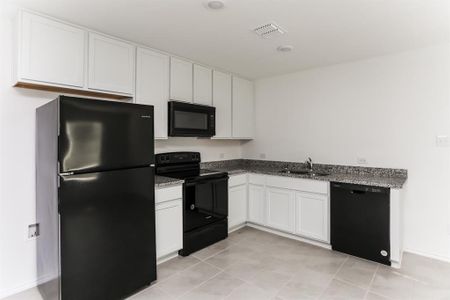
[
  {"x1": 58, "y1": 96, "x2": 154, "y2": 173},
  {"x1": 58, "y1": 167, "x2": 156, "y2": 300}
]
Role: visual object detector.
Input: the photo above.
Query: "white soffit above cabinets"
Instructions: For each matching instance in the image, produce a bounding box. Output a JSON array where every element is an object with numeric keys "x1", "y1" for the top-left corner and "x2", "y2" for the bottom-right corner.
[{"x1": 10, "y1": 0, "x2": 450, "y2": 79}]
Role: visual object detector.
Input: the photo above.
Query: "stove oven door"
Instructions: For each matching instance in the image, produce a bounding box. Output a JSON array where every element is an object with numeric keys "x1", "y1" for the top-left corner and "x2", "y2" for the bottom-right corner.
[{"x1": 184, "y1": 175, "x2": 228, "y2": 232}]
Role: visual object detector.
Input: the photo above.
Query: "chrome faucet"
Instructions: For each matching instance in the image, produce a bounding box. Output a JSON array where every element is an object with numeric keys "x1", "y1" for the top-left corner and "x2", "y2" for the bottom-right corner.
[{"x1": 305, "y1": 157, "x2": 313, "y2": 171}]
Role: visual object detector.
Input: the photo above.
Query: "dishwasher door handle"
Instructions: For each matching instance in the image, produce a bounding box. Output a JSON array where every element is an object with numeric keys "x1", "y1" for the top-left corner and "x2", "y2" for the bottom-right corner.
[{"x1": 350, "y1": 190, "x2": 366, "y2": 195}]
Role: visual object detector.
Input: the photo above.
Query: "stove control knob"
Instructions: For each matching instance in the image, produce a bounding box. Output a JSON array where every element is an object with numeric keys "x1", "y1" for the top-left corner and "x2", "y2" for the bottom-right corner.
[{"x1": 190, "y1": 204, "x2": 195, "y2": 210}]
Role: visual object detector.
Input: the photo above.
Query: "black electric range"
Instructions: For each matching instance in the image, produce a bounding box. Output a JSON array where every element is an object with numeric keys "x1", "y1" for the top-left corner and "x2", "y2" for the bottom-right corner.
[{"x1": 155, "y1": 152, "x2": 229, "y2": 256}]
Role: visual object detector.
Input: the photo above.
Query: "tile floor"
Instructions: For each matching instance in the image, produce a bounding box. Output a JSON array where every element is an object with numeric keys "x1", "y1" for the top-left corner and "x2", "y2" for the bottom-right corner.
[{"x1": 5, "y1": 226, "x2": 450, "y2": 300}]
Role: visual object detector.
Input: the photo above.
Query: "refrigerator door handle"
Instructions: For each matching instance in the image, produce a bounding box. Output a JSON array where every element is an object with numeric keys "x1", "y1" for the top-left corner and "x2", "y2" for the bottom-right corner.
[
  {"x1": 59, "y1": 172, "x2": 75, "y2": 176},
  {"x1": 60, "y1": 172, "x2": 75, "y2": 176}
]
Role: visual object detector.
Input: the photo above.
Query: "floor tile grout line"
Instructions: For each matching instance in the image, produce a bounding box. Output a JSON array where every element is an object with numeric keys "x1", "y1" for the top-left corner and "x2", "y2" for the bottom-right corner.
[
  {"x1": 272, "y1": 270, "x2": 296, "y2": 300},
  {"x1": 365, "y1": 264, "x2": 403, "y2": 300},
  {"x1": 174, "y1": 270, "x2": 226, "y2": 299},
  {"x1": 317, "y1": 255, "x2": 350, "y2": 299},
  {"x1": 153, "y1": 258, "x2": 203, "y2": 286},
  {"x1": 202, "y1": 259, "x2": 227, "y2": 272},
  {"x1": 194, "y1": 242, "x2": 236, "y2": 262},
  {"x1": 364, "y1": 264, "x2": 380, "y2": 299}
]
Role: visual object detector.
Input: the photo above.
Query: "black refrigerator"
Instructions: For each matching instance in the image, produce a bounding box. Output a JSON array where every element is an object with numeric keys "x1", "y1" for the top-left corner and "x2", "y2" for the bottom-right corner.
[{"x1": 36, "y1": 96, "x2": 156, "y2": 300}]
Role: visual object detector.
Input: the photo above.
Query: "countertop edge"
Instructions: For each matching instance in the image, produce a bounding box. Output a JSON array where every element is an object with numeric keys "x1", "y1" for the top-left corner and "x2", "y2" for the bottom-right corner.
[{"x1": 212, "y1": 168, "x2": 407, "y2": 189}]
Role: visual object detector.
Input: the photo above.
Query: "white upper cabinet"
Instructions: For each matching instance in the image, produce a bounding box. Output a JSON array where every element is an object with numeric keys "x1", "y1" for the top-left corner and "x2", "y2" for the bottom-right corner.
[
  {"x1": 170, "y1": 57, "x2": 193, "y2": 102},
  {"x1": 232, "y1": 76, "x2": 254, "y2": 139},
  {"x1": 212, "y1": 71, "x2": 232, "y2": 138},
  {"x1": 193, "y1": 65, "x2": 212, "y2": 105},
  {"x1": 136, "y1": 48, "x2": 170, "y2": 139},
  {"x1": 18, "y1": 11, "x2": 85, "y2": 87},
  {"x1": 88, "y1": 33, "x2": 135, "y2": 95}
]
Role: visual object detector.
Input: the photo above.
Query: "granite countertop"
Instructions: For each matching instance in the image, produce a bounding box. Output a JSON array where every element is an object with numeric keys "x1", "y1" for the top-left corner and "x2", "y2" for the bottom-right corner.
[
  {"x1": 201, "y1": 159, "x2": 407, "y2": 189},
  {"x1": 155, "y1": 175, "x2": 184, "y2": 188}
]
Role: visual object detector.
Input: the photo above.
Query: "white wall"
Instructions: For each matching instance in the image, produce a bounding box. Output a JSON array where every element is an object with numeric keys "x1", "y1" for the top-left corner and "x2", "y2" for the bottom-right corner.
[
  {"x1": 0, "y1": 4, "x2": 241, "y2": 298},
  {"x1": 243, "y1": 44, "x2": 450, "y2": 261},
  {"x1": 155, "y1": 139, "x2": 241, "y2": 162}
]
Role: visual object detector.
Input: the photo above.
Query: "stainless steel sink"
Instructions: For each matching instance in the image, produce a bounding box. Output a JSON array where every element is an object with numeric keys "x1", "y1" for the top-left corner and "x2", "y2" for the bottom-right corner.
[{"x1": 278, "y1": 169, "x2": 330, "y2": 177}]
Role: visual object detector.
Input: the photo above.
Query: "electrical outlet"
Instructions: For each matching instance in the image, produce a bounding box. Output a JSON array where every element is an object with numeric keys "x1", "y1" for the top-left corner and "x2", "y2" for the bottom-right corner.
[
  {"x1": 357, "y1": 157, "x2": 367, "y2": 165},
  {"x1": 259, "y1": 153, "x2": 266, "y2": 159},
  {"x1": 28, "y1": 223, "x2": 40, "y2": 239},
  {"x1": 436, "y1": 135, "x2": 450, "y2": 147},
  {"x1": 219, "y1": 153, "x2": 225, "y2": 159}
]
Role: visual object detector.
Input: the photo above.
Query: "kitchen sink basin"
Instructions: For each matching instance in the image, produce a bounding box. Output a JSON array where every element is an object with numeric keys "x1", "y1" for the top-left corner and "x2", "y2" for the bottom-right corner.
[{"x1": 278, "y1": 169, "x2": 330, "y2": 177}]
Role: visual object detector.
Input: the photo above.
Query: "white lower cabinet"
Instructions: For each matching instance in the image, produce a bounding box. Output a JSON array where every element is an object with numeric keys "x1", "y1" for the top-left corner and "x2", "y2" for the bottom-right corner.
[
  {"x1": 248, "y1": 184, "x2": 265, "y2": 225},
  {"x1": 228, "y1": 184, "x2": 247, "y2": 229},
  {"x1": 266, "y1": 187, "x2": 296, "y2": 233},
  {"x1": 155, "y1": 186, "x2": 183, "y2": 259},
  {"x1": 295, "y1": 192, "x2": 329, "y2": 242},
  {"x1": 242, "y1": 173, "x2": 330, "y2": 244}
]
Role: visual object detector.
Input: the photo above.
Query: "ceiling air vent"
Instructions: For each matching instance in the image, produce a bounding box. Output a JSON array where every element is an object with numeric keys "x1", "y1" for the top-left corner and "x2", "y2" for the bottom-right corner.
[{"x1": 253, "y1": 22, "x2": 286, "y2": 38}]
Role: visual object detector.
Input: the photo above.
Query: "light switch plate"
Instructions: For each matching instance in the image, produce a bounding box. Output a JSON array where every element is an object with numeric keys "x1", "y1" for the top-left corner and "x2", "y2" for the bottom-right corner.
[{"x1": 436, "y1": 135, "x2": 450, "y2": 147}]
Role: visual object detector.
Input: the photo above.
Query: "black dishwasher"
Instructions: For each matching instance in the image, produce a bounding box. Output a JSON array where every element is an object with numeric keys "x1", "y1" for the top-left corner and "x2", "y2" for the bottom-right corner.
[{"x1": 330, "y1": 182, "x2": 390, "y2": 265}]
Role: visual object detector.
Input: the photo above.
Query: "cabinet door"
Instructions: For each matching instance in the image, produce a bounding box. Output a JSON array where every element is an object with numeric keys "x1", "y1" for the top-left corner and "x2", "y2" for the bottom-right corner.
[
  {"x1": 212, "y1": 71, "x2": 232, "y2": 138},
  {"x1": 229, "y1": 184, "x2": 247, "y2": 229},
  {"x1": 155, "y1": 199, "x2": 183, "y2": 259},
  {"x1": 248, "y1": 184, "x2": 265, "y2": 225},
  {"x1": 136, "y1": 48, "x2": 169, "y2": 139},
  {"x1": 296, "y1": 192, "x2": 329, "y2": 242},
  {"x1": 19, "y1": 12, "x2": 85, "y2": 87},
  {"x1": 266, "y1": 187, "x2": 296, "y2": 233},
  {"x1": 193, "y1": 65, "x2": 212, "y2": 105},
  {"x1": 170, "y1": 57, "x2": 193, "y2": 102},
  {"x1": 232, "y1": 76, "x2": 254, "y2": 138},
  {"x1": 88, "y1": 33, "x2": 135, "y2": 94}
]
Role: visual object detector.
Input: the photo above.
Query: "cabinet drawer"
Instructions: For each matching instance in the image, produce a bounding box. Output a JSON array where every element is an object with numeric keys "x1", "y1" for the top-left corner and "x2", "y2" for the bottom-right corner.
[
  {"x1": 266, "y1": 175, "x2": 328, "y2": 195},
  {"x1": 155, "y1": 185, "x2": 182, "y2": 204},
  {"x1": 248, "y1": 174, "x2": 265, "y2": 185},
  {"x1": 229, "y1": 174, "x2": 247, "y2": 187}
]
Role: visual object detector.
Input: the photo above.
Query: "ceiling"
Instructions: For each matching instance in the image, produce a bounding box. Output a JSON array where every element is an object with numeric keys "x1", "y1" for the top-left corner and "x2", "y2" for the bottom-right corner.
[{"x1": 9, "y1": 0, "x2": 450, "y2": 79}]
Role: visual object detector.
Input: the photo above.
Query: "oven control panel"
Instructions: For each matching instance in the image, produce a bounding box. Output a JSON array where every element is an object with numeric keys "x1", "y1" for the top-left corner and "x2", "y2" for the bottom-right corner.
[{"x1": 155, "y1": 152, "x2": 201, "y2": 165}]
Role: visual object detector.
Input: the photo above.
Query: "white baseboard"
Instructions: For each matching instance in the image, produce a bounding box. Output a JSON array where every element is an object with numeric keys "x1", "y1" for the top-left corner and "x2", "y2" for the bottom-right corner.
[
  {"x1": 0, "y1": 272, "x2": 57, "y2": 300},
  {"x1": 246, "y1": 223, "x2": 332, "y2": 250},
  {"x1": 157, "y1": 251, "x2": 179, "y2": 265},
  {"x1": 403, "y1": 248, "x2": 450, "y2": 264},
  {"x1": 228, "y1": 223, "x2": 246, "y2": 233}
]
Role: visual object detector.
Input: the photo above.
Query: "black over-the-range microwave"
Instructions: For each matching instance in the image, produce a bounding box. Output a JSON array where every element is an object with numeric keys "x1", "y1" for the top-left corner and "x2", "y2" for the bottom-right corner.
[{"x1": 168, "y1": 101, "x2": 216, "y2": 137}]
